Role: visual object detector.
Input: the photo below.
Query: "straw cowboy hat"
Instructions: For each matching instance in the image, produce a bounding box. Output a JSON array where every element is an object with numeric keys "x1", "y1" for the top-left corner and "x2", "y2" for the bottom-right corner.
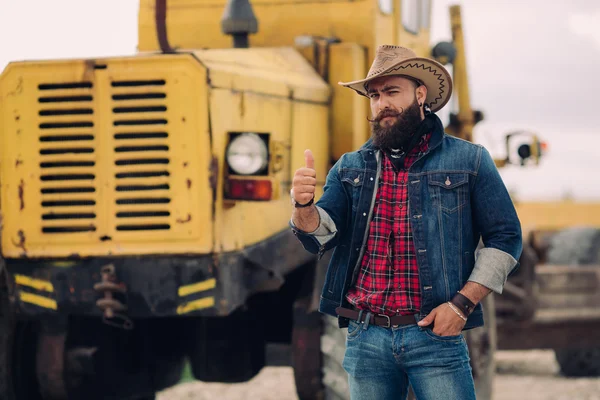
[{"x1": 339, "y1": 45, "x2": 453, "y2": 113}]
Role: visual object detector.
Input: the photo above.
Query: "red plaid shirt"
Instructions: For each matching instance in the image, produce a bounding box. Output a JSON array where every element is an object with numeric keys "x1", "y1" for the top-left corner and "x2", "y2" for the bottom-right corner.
[{"x1": 346, "y1": 134, "x2": 430, "y2": 316}]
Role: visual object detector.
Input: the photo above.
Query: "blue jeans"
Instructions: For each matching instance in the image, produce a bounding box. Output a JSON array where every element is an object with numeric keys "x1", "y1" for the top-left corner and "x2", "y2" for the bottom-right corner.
[{"x1": 342, "y1": 317, "x2": 476, "y2": 400}]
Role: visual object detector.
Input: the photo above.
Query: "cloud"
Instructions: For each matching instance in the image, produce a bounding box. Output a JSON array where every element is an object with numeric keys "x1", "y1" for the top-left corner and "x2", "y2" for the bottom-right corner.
[{"x1": 567, "y1": 10, "x2": 600, "y2": 50}]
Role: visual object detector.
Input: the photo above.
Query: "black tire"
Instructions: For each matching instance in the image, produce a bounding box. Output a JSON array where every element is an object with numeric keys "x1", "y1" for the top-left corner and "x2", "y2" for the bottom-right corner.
[
  {"x1": 0, "y1": 267, "x2": 42, "y2": 400},
  {"x1": 320, "y1": 314, "x2": 348, "y2": 400},
  {"x1": 0, "y1": 266, "x2": 16, "y2": 400},
  {"x1": 548, "y1": 227, "x2": 600, "y2": 377},
  {"x1": 554, "y1": 348, "x2": 600, "y2": 377},
  {"x1": 292, "y1": 297, "x2": 325, "y2": 400}
]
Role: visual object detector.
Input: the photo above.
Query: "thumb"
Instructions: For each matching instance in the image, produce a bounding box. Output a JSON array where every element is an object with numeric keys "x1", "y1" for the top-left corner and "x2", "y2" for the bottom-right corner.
[
  {"x1": 304, "y1": 149, "x2": 314, "y2": 169},
  {"x1": 417, "y1": 309, "x2": 437, "y2": 326}
]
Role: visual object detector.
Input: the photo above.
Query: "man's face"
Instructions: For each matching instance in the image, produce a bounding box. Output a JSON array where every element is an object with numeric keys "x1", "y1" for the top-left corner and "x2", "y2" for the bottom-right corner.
[{"x1": 367, "y1": 76, "x2": 427, "y2": 149}]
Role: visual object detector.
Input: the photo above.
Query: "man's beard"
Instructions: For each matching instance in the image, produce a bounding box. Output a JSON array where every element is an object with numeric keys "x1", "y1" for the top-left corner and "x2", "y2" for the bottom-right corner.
[{"x1": 370, "y1": 98, "x2": 423, "y2": 150}]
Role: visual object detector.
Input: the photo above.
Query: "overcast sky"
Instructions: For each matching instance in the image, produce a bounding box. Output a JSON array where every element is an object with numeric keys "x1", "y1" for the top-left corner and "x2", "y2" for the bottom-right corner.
[{"x1": 0, "y1": 0, "x2": 598, "y2": 200}]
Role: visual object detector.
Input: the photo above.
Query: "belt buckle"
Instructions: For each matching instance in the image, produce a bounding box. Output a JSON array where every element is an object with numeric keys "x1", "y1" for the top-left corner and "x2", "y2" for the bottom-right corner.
[{"x1": 379, "y1": 314, "x2": 391, "y2": 328}]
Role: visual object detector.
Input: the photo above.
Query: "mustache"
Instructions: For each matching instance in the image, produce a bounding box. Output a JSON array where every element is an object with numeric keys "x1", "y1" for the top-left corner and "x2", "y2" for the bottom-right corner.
[{"x1": 367, "y1": 108, "x2": 404, "y2": 123}]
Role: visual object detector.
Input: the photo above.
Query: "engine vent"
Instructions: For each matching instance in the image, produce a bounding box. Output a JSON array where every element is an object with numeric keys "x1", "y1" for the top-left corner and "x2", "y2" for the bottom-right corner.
[
  {"x1": 112, "y1": 79, "x2": 171, "y2": 232},
  {"x1": 37, "y1": 82, "x2": 97, "y2": 234},
  {"x1": 1, "y1": 55, "x2": 212, "y2": 257}
]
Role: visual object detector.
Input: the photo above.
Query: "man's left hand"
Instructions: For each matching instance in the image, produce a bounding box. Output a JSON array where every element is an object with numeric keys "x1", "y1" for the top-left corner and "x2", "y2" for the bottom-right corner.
[{"x1": 417, "y1": 303, "x2": 466, "y2": 336}]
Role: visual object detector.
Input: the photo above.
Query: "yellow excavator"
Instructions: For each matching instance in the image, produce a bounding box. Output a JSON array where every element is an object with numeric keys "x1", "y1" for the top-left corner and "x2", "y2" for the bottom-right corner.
[{"x1": 1, "y1": 1, "x2": 599, "y2": 400}]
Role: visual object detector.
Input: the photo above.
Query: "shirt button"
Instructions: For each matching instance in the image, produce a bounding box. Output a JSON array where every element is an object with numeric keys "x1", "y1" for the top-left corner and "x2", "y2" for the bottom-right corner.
[
  {"x1": 398, "y1": 204, "x2": 403, "y2": 209},
  {"x1": 400, "y1": 180, "x2": 405, "y2": 184}
]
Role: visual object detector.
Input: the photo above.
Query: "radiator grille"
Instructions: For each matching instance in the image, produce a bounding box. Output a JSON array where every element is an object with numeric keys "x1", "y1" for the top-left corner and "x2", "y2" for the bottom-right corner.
[
  {"x1": 38, "y1": 82, "x2": 97, "y2": 234},
  {"x1": 36, "y1": 79, "x2": 175, "y2": 234},
  {"x1": 0, "y1": 55, "x2": 212, "y2": 257},
  {"x1": 112, "y1": 79, "x2": 171, "y2": 232}
]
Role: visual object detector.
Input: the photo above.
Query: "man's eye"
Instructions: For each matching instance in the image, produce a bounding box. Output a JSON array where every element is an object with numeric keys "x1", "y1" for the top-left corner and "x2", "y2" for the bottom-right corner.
[
  {"x1": 388, "y1": 91, "x2": 398, "y2": 95},
  {"x1": 369, "y1": 93, "x2": 379, "y2": 99}
]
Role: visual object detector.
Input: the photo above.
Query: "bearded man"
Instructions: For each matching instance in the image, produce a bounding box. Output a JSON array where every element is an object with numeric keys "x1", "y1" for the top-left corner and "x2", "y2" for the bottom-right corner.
[{"x1": 289, "y1": 45, "x2": 522, "y2": 400}]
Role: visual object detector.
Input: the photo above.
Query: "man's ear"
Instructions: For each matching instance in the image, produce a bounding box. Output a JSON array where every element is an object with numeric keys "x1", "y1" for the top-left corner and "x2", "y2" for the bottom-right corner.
[{"x1": 417, "y1": 85, "x2": 428, "y2": 104}]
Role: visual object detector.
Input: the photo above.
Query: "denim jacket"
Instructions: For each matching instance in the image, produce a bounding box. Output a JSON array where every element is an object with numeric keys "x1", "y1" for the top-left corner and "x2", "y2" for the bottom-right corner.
[{"x1": 291, "y1": 115, "x2": 522, "y2": 329}]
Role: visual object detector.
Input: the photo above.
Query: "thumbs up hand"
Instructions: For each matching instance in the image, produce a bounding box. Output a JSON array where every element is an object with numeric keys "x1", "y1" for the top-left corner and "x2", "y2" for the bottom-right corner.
[{"x1": 291, "y1": 149, "x2": 317, "y2": 206}]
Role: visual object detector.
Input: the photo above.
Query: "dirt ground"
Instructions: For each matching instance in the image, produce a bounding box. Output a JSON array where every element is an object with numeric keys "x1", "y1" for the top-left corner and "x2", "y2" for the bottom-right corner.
[{"x1": 157, "y1": 350, "x2": 600, "y2": 400}]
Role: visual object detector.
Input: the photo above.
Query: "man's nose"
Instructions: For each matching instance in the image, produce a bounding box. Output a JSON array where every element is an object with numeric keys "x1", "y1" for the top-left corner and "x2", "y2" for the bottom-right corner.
[{"x1": 378, "y1": 95, "x2": 392, "y2": 111}]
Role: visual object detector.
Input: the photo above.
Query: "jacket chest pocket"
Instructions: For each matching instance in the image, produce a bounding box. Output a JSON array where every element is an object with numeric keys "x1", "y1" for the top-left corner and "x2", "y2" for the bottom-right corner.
[
  {"x1": 427, "y1": 173, "x2": 469, "y2": 214},
  {"x1": 340, "y1": 169, "x2": 365, "y2": 211}
]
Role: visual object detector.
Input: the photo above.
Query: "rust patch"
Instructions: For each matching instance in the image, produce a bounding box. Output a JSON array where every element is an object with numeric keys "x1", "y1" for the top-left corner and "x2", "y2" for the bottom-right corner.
[
  {"x1": 15, "y1": 158, "x2": 23, "y2": 167},
  {"x1": 82, "y1": 60, "x2": 95, "y2": 82},
  {"x1": 12, "y1": 229, "x2": 27, "y2": 253},
  {"x1": 18, "y1": 179, "x2": 24, "y2": 210},
  {"x1": 7, "y1": 77, "x2": 23, "y2": 97},
  {"x1": 186, "y1": 179, "x2": 192, "y2": 189},
  {"x1": 182, "y1": 116, "x2": 186, "y2": 123},
  {"x1": 176, "y1": 213, "x2": 192, "y2": 224},
  {"x1": 183, "y1": 162, "x2": 189, "y2": 168},
  {"x1": 15, "y1": 115, "x2": 20, "y2": 121},
  {"x1": 209, "y1": 156, "x2": 218, "y2": 191},
  {"x1": 239, "y1": 92, "x2": 245, "y2": 117}
]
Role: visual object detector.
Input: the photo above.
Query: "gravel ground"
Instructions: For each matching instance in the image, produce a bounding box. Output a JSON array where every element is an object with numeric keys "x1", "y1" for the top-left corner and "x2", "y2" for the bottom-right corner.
[{"x1": 158, "y1": 350, "x2": 600, "y2": 400}]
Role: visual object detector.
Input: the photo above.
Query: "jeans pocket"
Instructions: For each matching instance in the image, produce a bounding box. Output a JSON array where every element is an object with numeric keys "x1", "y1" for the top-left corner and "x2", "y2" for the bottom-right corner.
[
  {"x1": 346, "y1": 321, "x2": 364, "y2": 341},
  {"x1": 423, "y1": 328, "x2": 464, "y2": 343}
]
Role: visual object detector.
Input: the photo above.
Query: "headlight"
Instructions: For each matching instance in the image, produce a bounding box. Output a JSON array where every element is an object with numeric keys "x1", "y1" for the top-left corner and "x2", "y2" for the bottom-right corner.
[{"x1": 226, "y1": 133, "x2": 268, "y2": 175}]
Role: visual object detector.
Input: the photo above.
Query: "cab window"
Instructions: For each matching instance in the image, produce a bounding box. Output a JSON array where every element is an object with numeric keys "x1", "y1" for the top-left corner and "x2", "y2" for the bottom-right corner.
[
  {"x1": 378, "y1": 0, "x2": 394, "y2": 15},
  {"x1": 401, "y1": 0, "x2": 430, "y2": 34}
]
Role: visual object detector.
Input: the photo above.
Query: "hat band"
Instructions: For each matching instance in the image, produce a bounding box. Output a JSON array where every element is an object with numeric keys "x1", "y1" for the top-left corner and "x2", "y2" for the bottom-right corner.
[{"x1": 363, "y1": 74, "x2": 425, "y2": 93}]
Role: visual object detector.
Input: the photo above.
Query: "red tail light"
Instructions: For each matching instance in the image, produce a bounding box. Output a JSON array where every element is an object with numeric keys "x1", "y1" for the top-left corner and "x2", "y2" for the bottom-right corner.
[{"x1": 225, "y1": 178, "x2": 273, "y2": 201}]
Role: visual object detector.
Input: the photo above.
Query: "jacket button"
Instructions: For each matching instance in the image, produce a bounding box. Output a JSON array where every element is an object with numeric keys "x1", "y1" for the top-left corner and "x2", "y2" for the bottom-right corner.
[{"x1": 363, "y1": 213, "x2": 367, "y2": 216}]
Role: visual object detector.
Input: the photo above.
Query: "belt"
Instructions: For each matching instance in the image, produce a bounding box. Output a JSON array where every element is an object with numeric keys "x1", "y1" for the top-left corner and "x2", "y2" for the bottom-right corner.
[{"x1": 335, "y1": 307, "x2": 417, "y2": 328}]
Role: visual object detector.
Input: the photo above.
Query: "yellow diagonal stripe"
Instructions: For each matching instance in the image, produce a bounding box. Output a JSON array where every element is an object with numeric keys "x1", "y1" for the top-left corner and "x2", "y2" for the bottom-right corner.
[
  {"x1": 15, "y1": 274, "x2": 54, "y2": 293},
  {"x1": 176, "y1": 297, "x2": 215, "y2": 315},
  {"x1": 19, "y1": 291, "x2": 57, "y2": 310},
  {"x1": 178, "y1": 278, "x2": 216, "y2": 297}
]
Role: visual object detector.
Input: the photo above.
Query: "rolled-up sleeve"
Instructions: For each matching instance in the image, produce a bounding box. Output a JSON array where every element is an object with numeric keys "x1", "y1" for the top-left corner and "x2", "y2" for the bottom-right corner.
[
  {"x1": 290, "y1": 206, "x2": 337, "y2": 246},
  {"x1": 468, "y1": 146, "x2": 522, "y2": 293}
]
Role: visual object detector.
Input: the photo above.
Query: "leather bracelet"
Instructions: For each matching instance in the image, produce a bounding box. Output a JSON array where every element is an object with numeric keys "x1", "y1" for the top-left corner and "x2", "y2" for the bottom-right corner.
[
  {"x1": 294, "y1": 197, "x2": 314, "y2": 208},
  {"x1": 451, "y1": 291, "x2": 476, "y2": 317},
  {"x1": 446, "y1": 302, "x2": 467, "y2": 322}
]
